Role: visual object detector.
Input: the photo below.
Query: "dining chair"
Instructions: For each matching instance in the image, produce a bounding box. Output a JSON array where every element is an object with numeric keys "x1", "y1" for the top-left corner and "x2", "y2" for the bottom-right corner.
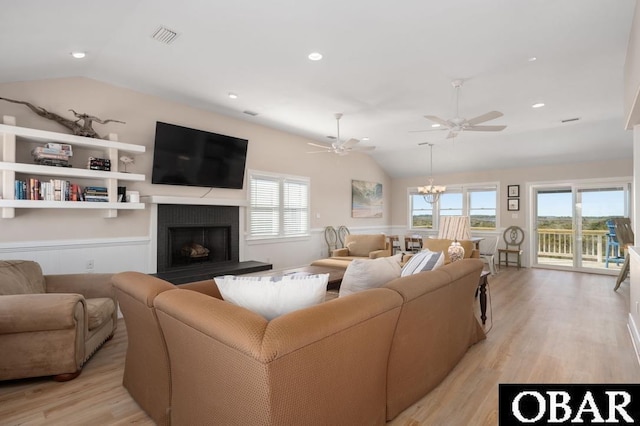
[
  {"x1": 497, "y1": 226, "x2": 525, "y2": 269},
  {"x1": 478, "y1": 235, "x2": 499, "y2": 275},
  {"x1": 404, "y1": 235, "x2": 423, "y2": 253},
  {"x1": 388, "y1": 235, "x2": 402, "y2": 255}
]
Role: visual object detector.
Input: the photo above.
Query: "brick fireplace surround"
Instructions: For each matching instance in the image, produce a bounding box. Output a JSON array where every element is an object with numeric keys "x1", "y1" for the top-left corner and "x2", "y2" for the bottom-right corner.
[{"x1": 145, "y1": 196, "x2": 271, "y2": 284}]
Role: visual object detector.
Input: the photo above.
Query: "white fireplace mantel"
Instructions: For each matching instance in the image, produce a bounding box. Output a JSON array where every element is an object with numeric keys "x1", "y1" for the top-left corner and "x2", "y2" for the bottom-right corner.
[{"x1": 142, "y1": 195, "x2": 248, "y2": 207}]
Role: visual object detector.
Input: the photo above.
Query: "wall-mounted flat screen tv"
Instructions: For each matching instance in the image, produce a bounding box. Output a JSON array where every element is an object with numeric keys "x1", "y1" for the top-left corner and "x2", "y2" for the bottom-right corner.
[{"x1": 151, "y1": 122, "x2": 248, "y2": 189}]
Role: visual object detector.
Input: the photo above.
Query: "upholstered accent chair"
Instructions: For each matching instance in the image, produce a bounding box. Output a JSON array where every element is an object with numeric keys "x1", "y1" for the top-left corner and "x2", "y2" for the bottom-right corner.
[
  {"x1": 311, "y1": 234, "x2": 392, "y2": 269},
  {"x1": 331, "y1": 233, "x2": 391, "y2": 259},
  {"x1": 0, "y1": 260, "x2": 117, "y2": 381}
]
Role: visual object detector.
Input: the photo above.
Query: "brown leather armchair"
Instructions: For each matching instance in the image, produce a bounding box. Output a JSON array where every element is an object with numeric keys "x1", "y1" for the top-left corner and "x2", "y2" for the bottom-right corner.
[{"x1": 0, "y1": 260, "x2": 117, "y2": 381}]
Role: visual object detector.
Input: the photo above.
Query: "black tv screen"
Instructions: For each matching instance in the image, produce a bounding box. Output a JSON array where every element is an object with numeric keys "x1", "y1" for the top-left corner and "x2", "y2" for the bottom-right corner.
[{"x1": 151, "y1": 122, "x2": 248, "y2": 189}]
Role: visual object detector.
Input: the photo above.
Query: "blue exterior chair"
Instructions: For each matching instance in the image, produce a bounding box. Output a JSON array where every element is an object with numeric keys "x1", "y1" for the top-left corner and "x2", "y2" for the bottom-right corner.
[{"x1": 605, "y1": 219, "x2": 624, "y2": 267}]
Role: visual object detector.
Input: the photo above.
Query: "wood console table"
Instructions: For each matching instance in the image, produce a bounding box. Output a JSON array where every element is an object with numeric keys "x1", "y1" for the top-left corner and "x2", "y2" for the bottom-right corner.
[{"x1": 478, "y1": 271, "x2": 490, "y2": 325}]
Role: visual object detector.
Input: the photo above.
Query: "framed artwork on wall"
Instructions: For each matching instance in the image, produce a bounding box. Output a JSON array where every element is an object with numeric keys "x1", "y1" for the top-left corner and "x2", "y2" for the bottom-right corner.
[
  {"x1": 508, "y1": 185, "x2": 520, "y2": 197},
  {"x1": 508, "y1": 198, "x2": 520, "y2": 211},
  {"x1": 351, "y1": 180, "x2": 383, "y2": 218}
]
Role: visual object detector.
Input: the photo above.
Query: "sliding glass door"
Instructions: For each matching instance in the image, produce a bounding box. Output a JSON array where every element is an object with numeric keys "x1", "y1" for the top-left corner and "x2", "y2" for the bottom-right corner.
[{"x1": 532, "y1": 181, "x2": 630, "y2": 272}]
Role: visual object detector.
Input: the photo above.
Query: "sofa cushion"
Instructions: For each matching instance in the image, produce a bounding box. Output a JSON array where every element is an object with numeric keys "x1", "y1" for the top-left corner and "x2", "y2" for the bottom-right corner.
[
  {"x1": 422, "y1": 239, "x2": 475, "y2": 263},
  {"x1": 400, "y1": 250, "x2": 445, "y2": 277},
  {"x1": 86, "y1": 298, "x2": 116, "y2": 330},
  {"x1": 339, "y1": 253, "x2": 402, "y2": 297},
  {"x1": 214, "y1": 274, "x2": 329, "y2": 320},
  {"x1": 345, "y1": 234, "x2": 386, "y2": 257},
  {"x1": 0, "y1": 260, "x2": 46, "y2": 295}
]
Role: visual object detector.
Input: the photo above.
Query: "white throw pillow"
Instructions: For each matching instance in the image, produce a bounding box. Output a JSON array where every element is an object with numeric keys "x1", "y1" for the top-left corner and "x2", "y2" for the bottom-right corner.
[
  {"x1": 339, "y1": 253, "x2": 402, "y2": 297},
  {"x1": 400, "y1": 249, "x2": 445, "y2": 277},
  {"x1": 214, "y1": 274, "x2": 329, "y2": 320}
]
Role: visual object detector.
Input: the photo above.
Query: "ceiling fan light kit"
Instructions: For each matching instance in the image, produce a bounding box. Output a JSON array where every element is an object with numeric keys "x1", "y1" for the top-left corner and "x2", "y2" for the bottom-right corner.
[{"x1": 417, "y1": 143, "x2": 445, "y2": 205}]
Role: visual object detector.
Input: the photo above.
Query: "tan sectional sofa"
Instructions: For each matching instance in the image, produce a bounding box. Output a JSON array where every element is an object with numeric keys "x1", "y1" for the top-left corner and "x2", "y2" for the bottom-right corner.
[
  {"x1": 113, "y1": 258, "x2": 485, "y2": 424},
  {"x1": 112, "y1": 273, "x2": 223, "y2": 426}
]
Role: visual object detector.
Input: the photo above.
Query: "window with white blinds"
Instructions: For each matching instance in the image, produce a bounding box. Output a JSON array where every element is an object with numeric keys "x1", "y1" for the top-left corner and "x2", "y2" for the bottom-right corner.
[{"x1": 249, "y1": 171, "x2": 310, "y2": 239}]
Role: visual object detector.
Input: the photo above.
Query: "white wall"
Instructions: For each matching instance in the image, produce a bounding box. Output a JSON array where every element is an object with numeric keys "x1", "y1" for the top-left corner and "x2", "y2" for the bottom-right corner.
[{"x1": 0, "y1": 77, "x2": 391, "y2": 273}]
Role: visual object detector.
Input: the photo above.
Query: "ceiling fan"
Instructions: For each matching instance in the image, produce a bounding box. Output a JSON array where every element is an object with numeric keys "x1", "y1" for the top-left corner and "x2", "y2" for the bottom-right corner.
[
  {"x1": 307, "y1": 113, "x2": 375, "y2": 156},
  {"x1": 414, "y1": 80, "x2": 507, "y2": 139}
]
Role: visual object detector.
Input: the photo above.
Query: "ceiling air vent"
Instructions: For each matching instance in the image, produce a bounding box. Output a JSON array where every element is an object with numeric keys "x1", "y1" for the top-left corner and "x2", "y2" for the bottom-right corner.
[
  {"x1": 243, "y1": 110, "x2": 258, "y2": 116},
  {"x1": 151, "y1": 26, "x2": 179, "y2": 44},
  {"x1": 561, "y1": 117, "x2": 580, "y2": 123}
]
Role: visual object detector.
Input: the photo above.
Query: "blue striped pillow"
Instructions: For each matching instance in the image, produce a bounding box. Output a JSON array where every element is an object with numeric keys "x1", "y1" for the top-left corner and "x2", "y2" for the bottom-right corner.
[{"x1": 401, "y1": 250, "x2": 445, "y2": 277}]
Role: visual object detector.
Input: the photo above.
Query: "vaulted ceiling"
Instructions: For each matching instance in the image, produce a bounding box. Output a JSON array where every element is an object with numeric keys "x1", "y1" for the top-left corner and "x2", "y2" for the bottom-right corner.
[{"x1": 0, "y1": 0, "x2": 635, "y2": 177}]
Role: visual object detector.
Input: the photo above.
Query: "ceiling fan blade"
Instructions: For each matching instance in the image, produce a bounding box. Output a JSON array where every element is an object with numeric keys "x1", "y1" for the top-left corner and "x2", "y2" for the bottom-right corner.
[
  {"x1": 424, "y1": 115, "x2": 451, "y2": 128},
  {"x1": 341, "y1": 138, "x2": 360, "y2": 148},
  {"x1": 350, "y1": 145, "x2": 375, "y2": 152},
  {"x1": 307, "y1": 142, "x2": 333, "y2": 149},
  {"x1": 409, "y1": 128, "x2": 447, "y2": 133},
  {"x1": 466, "y1": 111, "x2": 503, "y2": 126},
  {"x1": 466, "y1": 125, "x2": 507, "y2": 132},
  {"x1": 307, "y1": 150, "x2": 332, "y2": 154}
]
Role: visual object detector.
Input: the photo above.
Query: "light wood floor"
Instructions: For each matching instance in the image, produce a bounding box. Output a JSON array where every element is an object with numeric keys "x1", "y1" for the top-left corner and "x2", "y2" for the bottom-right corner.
[{"x1": 1, "y1": 268, "x2": 638, "y2": 425}]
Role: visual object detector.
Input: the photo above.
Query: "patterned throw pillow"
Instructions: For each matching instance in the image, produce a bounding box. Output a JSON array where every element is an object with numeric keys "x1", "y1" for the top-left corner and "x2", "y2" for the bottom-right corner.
[
  {"x1": 214, "y1": 274, "x2": 329, "y2": 320},
  {"x1": 400, "y1": 249, "x2": 445, "y2": 277}
]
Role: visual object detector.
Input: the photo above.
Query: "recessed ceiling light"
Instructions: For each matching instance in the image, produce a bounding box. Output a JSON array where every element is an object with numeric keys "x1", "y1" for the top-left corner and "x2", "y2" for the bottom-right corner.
[
  {"x1": 228, "y1": 93, "x2": 238, "y2": 99},
  {"x1": 532, "y1": 102, "x2": 545, "y2": 108},
  {"x1": 528, "y1": 56, "x2": 537, "y2": 62},
  {"x1": 361, "y1": 137, "x2": 370, "y2": 141},
  {"x1": 71, "y1": 51, "x2": 86, "y2": 59},
  {"x1": 431, "y1": 124, "x2": 441, "y2": 128},
  {"x1": 308, "y1": 52, "x2": 323, "y2": 61}
]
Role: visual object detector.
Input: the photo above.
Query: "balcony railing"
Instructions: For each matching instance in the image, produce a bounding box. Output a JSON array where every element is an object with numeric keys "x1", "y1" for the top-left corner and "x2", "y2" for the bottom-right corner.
[{"x1": 537, "y1": 228, "x2": 618, "y2": 266}]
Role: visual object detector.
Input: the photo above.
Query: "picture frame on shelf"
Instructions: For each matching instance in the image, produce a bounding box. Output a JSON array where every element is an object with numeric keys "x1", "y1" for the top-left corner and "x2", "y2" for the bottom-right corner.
[
  {"x1": 508, "y1": 198, "x2": 520, "y2": 211},
  {"x1": 508, "y1": 185, "x2": 520, "y2": 197}
]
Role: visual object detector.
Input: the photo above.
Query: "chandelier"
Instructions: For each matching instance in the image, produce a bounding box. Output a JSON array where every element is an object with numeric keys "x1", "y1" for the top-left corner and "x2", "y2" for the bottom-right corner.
[{"x1": 417, "y1": 143, "x2": 446, "y2": 204}]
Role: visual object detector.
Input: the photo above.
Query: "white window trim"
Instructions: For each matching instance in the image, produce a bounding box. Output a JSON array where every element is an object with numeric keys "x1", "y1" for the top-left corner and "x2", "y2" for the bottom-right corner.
[
  {"x1": 247, "y1": 169, "x2": 311, "y2": 241},
  {"x1": 408, "y1": 181, "x2": 500, "y2": 231}
]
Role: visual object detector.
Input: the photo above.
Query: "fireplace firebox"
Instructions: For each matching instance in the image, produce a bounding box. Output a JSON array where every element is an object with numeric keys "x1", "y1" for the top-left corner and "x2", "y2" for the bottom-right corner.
[{"x1": 168, "y1": 225, "x2": 231, "y2": 267}]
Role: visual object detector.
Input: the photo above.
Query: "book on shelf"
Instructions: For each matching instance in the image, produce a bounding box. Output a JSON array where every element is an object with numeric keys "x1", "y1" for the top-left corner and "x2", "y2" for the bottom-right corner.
[
  {"x1": 32, "y1": 145, "x2": 73, "y2": 168},
  {"x1": 13, "y1": 179, "x2": 85, "y2": 202},
  {"x1": 83, "y1": 186, "x2": 109, "y2": 202},
  {"x1": 44, "y1": 143, "x2": 73, "y2": 156}
]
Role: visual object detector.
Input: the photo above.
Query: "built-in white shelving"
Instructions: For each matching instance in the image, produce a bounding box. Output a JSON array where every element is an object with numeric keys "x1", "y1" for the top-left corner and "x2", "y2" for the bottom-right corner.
[{"x1": 0, "y1": 115, "x2": 147, "y2": 218}]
